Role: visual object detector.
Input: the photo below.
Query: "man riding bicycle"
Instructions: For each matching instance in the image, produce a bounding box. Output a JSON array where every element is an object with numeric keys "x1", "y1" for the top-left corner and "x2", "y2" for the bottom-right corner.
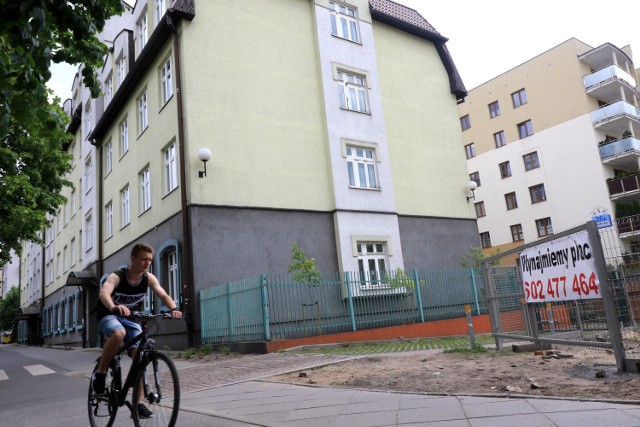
[{"x1": 92, "y1": 243, "x2": 182, "y2": 419}]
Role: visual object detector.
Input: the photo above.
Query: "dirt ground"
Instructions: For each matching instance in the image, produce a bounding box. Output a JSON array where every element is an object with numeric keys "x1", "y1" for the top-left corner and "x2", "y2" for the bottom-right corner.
[{"x1": 271, "y1": 346, "x2": 640, "y2": 401}]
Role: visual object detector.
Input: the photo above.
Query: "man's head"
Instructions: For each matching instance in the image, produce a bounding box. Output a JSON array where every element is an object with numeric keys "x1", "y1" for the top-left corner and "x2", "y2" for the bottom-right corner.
[{"x1": 130, "y1": 243, "x2": 154, "y2": 272}]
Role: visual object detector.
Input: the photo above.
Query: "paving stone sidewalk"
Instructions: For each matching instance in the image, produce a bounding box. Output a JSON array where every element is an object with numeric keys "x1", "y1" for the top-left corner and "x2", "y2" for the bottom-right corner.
[{"x1": 176, "y1": 352, "x2": 359, "y2": 393}]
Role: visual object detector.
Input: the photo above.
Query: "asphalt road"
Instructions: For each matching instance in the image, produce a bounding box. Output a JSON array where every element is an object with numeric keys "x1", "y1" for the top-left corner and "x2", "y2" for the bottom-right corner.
[{"x1": 0, "y1": 344, "x2": 258, "y2": 427}]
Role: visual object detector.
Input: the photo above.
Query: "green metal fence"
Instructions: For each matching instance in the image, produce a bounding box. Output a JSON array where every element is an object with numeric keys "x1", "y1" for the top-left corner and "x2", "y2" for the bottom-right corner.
[{"x1": 200, "y1": 268, "x2": 487, "y2": 344}]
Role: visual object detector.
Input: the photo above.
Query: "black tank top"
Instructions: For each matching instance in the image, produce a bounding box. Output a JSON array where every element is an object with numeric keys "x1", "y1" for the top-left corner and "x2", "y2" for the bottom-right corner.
[{"x1": 96, "y1": 268, "x2": 149, "y2": 319}]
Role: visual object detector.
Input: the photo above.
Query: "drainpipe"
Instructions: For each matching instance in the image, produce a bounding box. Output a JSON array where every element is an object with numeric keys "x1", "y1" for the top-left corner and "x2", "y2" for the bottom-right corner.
[
  {"x1": 167, "y1": 13, "x2": 195, "y2": 348},
  {"x1": 92, "y1": 139, "x2": 104, "y2": 281}
]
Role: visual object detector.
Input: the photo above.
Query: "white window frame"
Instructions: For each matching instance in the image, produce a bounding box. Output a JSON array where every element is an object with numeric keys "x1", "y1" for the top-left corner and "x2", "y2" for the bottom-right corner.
[
  {"x1": 356, "y1": 242, "x2": 388, "y2": 289},
  {"x1": 70, "y1": 238, "x2": 76, "y2": 267},
  {"x1": 167, "y1": 251, "x2": 179, "y2": 302},
  {"x1": 116, "y1": 52, "x2": 126, "y2": 86},
  {"x1": 84, "y1": 213, "x2": 93, "y2": 250},
  {"x1": 138, "y1": 91, "x2": 148, "y2": 133},
  {"x1": 154, "y1": 0, "x2": 167, "y2": 27},
  {"x1": 160, "y1": 56, "x2": 173, "y2": 105},
  {"x1": 105, "y1": 201, "x2": 113, "y2": 239},
  {"x1": 337, "y1": 70, "x2": 368, "y2": 113},
  {"x1": 104, "y1": 73, "x2": 113, "y2": 105},
  {"x1": 105, "y1": 139, "x2": 113, "y2": 174},
  {"x1": 329, "y1": 1, "x2": 360, "y2": 43},
  {"x1": 121, "y1": 185, "x2": 130, "y2": 227},
  {"x1": 140, "y1": 168, "x2": 151, "y2": 213},
  {"x1": 84, "y1": 156, "x2": 92, "y2": 194},
  {"x1": 137, "y1": 11, "x2": 148, "y2": 52},
  {"x1": 63, "y1": 245, "x2": 68, "y2": 273},
  {"x1": 163, "y1": 142, "x2": 178, "y2": 194},
  {"x1": 346, "y1": 145, "x2": 378, "y2": 189},
  {"x1": 119, "y1": 117, "x2": 128, "y2": 156}
]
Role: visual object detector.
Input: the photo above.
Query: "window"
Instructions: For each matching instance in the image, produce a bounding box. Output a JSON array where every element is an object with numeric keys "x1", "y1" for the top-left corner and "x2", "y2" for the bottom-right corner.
[
  {"x1": 164, "y1": 143, "x2": 178, "y2": 193},
  {"x1": 494, "y1": 130, "x2": 506, "y2": 148},
  {"x1": 469, "y1": 172, "x2": 481, "y2": 187},
  {"x1": 116, "y1": 52, "x2": 126, "y2": 86},
  {"x1": 512, "y1": 88, "x2": 528, "y2": 108},
  {"x1": 480, "y1": 232, "x2": 491, "y2": 248},
  {"x1": 84, "y1": 156, "x2": 93, "y2": 193},
  {"x1": 518, "y1": 120, "x2": 534, "y2": 139},
  {"x1": 84, "y1": 213, "x2": 93, "y2": 250},
  {"x1": 154, "y1": 0, "x2": 167, "y2": 27},
  {"x1": 160, "y1": 57, "x2": 173, "y2": 105},
  {"x1": 105, "y1": 202, "x2": 113, "y2": 239},
  {"x1": 119, "y1": 118, "x2": 128, "y2": 156},
  {"x1": 137, "y1": 12, "x2": 148, "y2": 51},
  {"x1": 357, "y1": 242, "x2": 387, "y2": 287},
  {"x1": 346, "y1": 146, "x2": 378, "y2": 189},
  {"x1": 511, "y1": 224, "x2": 524, "y2": 242},
  {"x1": 499, "y1": 161, "x2": 511, "y2": 178},
  {"x1": 523, "y1": 151, "x2": 540, "y2": 171},
  {"x1": 70, "y1": 189, "x2": 76, "y2": 216},
  {"x1": 166, "y1": 250, "x2": 179, "y2": 304},
  {"x1": 464, "y1": 143, "x2": 476, "y2": 159},
  {"x1": 460, "y1": 114, "x2": 471, "y2": 131},
  {"x1": 337, "y1": 71, "x2": 368, "y2": 113},
  {"x1": 140, "y1": 168, "x2": 151, "y2": 212},
  {"x1": 104, "y1": 74, "x2": 113, "y2": 105},
  {"x1": 529, "y1": 183, "x2": 547, "y2": 203},
  {"x1": 488, "y1": 101, "x2": 500, "y2": 118},
  {"x1": 121, "y1": 186, "x2": 130, "y2": 227},
  {"x1": 329, "y1": 2, "x2": 359, "y2": 43},
  {"x1": 105, "y1": 139, "x2": 113, "y2": 174},
  {"x1": 63, "y1": 245, "x2": 68, "y2": 273},
  {"x1": 138, "y1": 91, "x2": 148, "y2": 133},
  {"x1": 83, "y1": 103, "x2": 92, "y2": 140},
  {"x1": 536, "y1": 217, "x2": 553, "y2": 237},
  {"x1": 474, "y1": 201, "x2": 486, "y2": 218},
  {"x1": 70, "y1": 238, "x2": 76, "y2": 267},
  {"x1": 505, "y1": 192, "x2": 518, "y2": 210}
]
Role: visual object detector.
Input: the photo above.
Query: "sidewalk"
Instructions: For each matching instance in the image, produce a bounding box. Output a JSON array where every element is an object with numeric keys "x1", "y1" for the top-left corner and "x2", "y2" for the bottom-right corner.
[{"x1": 175, "y1": 351, "x2": 640, "y2": 427}]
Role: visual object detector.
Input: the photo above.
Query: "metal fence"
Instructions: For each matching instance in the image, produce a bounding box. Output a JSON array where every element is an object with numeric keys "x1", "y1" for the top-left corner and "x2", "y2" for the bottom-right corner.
[
  {"x1": 200, "y1": 267, "x2": 486, "y2": 344},
  {"x1": 483, "y1": 221, "x2": 628, "y2": 371}
]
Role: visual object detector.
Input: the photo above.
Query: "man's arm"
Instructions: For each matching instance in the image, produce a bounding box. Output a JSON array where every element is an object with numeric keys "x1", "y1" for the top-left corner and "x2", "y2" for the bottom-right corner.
[
  {"x1": 147, "y1": 273, "x2": 183, "y2": 319},
  {"x1": 99, "y1": 272, "x2": 131, "y2": 316}
]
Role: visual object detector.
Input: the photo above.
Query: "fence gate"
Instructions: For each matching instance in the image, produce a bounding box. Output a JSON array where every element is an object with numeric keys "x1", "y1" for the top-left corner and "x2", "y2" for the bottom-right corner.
[{"x1": 482, "y1": 221, "x2": 627, "y2": 372}]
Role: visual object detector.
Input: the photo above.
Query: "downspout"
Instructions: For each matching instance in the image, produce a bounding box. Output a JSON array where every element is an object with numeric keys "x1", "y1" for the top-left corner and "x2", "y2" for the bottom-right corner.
[
  {"x1": 92, "y1": 139, "x2": 104, "y2": 281},
  {"x1": 167, "y1": 13, "x2": 195, "y2": 347}
]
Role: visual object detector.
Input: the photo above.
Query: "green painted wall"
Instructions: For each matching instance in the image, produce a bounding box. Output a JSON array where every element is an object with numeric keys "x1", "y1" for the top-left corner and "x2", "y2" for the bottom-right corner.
[
  {"x1": 373, "y1": 23, "x2": 474, "y2": 219},
  {"x1": 180, "y1": 0, "x2": 334, "y2": 210}
]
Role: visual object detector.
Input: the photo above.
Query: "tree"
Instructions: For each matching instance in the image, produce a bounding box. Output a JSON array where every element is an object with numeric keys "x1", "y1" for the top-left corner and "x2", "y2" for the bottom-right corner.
[
  {"x1": 288, "y1": 242, "x2": 321, "y2": 286},
  {"x1": 0, "y1": 287, "x2": 19, "y2": 332},
  {"x1": 460, "y1": 246, "x2": 501, "y2": 269},
  {"x1": 0, "y1": 0, "x2": 124, "y2": 266}
]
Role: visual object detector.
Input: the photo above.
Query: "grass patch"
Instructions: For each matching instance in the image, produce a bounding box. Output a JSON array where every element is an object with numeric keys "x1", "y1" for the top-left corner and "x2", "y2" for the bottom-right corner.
[
  {"x1": 178, "y1": 344, "x2": 221, "y2": 359},
  {"x1": 443, "y1": 343, "x2": 487, "y2": 354}
]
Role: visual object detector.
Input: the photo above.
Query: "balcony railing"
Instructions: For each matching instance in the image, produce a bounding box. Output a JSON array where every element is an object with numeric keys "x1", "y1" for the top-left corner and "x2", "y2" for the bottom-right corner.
[
  {"x1": 584, "y1": 65, "x2": 637, "y2": 91},
  {"x1": 607, "y1": 173, "x2": 640, "y2": 198},
  {"x1": 617, "y1": 214, "x2": 640, "y2": 237},
  {"x1": 599, "y1": 136, "x2": 640, "y2": 161},
  {"x1": 591, "y1": 100, "x2": 640, "y2": 127}
]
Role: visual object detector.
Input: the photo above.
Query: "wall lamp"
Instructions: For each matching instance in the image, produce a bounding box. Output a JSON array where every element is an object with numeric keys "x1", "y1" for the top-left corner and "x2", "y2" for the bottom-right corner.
[
  {"x1": 467, "y1": 180, "x2": 478, "y2": 202},
  {"x1": 197, "y1": 148, "x2": 212, "y2": 178}
]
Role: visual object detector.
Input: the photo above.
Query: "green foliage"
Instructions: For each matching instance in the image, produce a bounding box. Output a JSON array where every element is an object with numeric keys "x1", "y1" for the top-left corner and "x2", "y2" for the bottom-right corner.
[
  {"x1": 385, "y1": 268, "x2": 413, "y2": 289},
  {"x1": 615, "y1": 201, "x2": 640, "y2": 218},
  {"x1": 0, "y1": 287, "x2": 20, "y2": 331},
  {"x1": 0, "y1": 1, "x2": 123, "y2": 266},
  {"x1": 288, "y1": 242, "x2": 321, "y2": 286},
  {"x1": 460, "y1": 246, "x2": 501, "y2": 269},
  {"x1": 443, "y1": 343, "x2": 487, "y2": 354}
]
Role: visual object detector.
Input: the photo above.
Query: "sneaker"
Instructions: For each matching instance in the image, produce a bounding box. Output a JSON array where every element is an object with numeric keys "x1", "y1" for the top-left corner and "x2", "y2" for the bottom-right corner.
[
  {"x1": 137, "y1": 403, "x2": 153, "y2": 419},
  {"x1": 92, "y1": 372, "x2": 106, "y2": 395}
]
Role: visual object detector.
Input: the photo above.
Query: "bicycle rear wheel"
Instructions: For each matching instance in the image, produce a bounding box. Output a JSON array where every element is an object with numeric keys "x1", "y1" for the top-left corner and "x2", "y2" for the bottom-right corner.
[
  {"x1": 132, "y1": 352, "x2": 180, "y2": 427},
  {"x1": 88, "y1": 359, "x2": 118, "y2": 427}
]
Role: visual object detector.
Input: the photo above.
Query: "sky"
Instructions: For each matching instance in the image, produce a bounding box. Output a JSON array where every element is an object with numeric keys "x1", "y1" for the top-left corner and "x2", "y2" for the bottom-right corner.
[{"x1": 47, "y1": 0, "x2": 640, "y2": 101}]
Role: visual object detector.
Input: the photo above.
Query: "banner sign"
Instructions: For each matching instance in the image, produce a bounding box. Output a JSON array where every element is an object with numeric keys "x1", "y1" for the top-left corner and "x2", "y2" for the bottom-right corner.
[{"x1": 519, "y1": 230, "x2": 600, "y2": 303}]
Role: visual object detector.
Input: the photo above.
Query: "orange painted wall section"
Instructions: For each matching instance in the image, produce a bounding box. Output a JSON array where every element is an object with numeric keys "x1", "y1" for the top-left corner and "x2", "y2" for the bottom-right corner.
[{"x1": 265, "y1": 314, "x2": 492, "y2": 353}]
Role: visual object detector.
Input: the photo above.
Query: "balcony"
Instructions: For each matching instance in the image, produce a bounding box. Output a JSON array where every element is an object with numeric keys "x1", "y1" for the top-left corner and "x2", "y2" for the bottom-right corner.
[
  {"x1": 617, "y1": 214, "x2": 640, "y2": 239},
  {"x1": 599, "y1": 136, "x2": 640, "y2": 168},
  {"x1": 584, "y1": 65, "x2": 639, "y2": 104},
  {"x1": 607, "y1": 173, "x2": 640, "y2": 201},
  {"x1": 591, "y1": 100, "x2": 640, "y2": 135}
]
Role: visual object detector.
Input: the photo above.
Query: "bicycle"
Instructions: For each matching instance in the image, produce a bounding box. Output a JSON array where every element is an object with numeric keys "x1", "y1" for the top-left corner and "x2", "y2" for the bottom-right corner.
[{"x1": 88, "y1": 312, "x2": 181, "y2": 427}]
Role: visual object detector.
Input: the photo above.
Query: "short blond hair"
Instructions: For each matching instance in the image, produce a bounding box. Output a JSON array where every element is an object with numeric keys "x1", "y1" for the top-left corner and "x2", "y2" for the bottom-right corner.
[{"x1": 131, "y1": 242, "x2": 154, "y2": 257}]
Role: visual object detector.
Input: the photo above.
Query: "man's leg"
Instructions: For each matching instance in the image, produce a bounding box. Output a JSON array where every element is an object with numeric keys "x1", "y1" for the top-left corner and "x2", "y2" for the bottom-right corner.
[{"x1": 97, "y1": 329, "x2": 126, "y2": 373}]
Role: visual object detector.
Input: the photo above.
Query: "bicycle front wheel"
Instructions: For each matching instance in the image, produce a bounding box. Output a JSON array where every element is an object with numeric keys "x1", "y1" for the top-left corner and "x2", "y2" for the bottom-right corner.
[
  {"x1": 88, "y1": 359, "x2": 118, "y2": 427},
  {"x1": 132, "y1": 352, "x2": 180, "y2": 427}
]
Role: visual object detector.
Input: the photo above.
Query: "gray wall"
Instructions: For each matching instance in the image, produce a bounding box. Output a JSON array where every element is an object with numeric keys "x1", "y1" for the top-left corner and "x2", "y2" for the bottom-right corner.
[
  {"x1": 398, "y1": 216, "x2": 480, "y2": 269},
  {"x1": 190, "y1": 206, "x2": 339, "y2": 289}
]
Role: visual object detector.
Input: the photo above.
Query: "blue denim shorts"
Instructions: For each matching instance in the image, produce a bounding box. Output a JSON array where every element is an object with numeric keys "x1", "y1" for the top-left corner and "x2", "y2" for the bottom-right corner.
[{"x1": 98, "y1": 315, "x2": 143, "y2": 348}]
